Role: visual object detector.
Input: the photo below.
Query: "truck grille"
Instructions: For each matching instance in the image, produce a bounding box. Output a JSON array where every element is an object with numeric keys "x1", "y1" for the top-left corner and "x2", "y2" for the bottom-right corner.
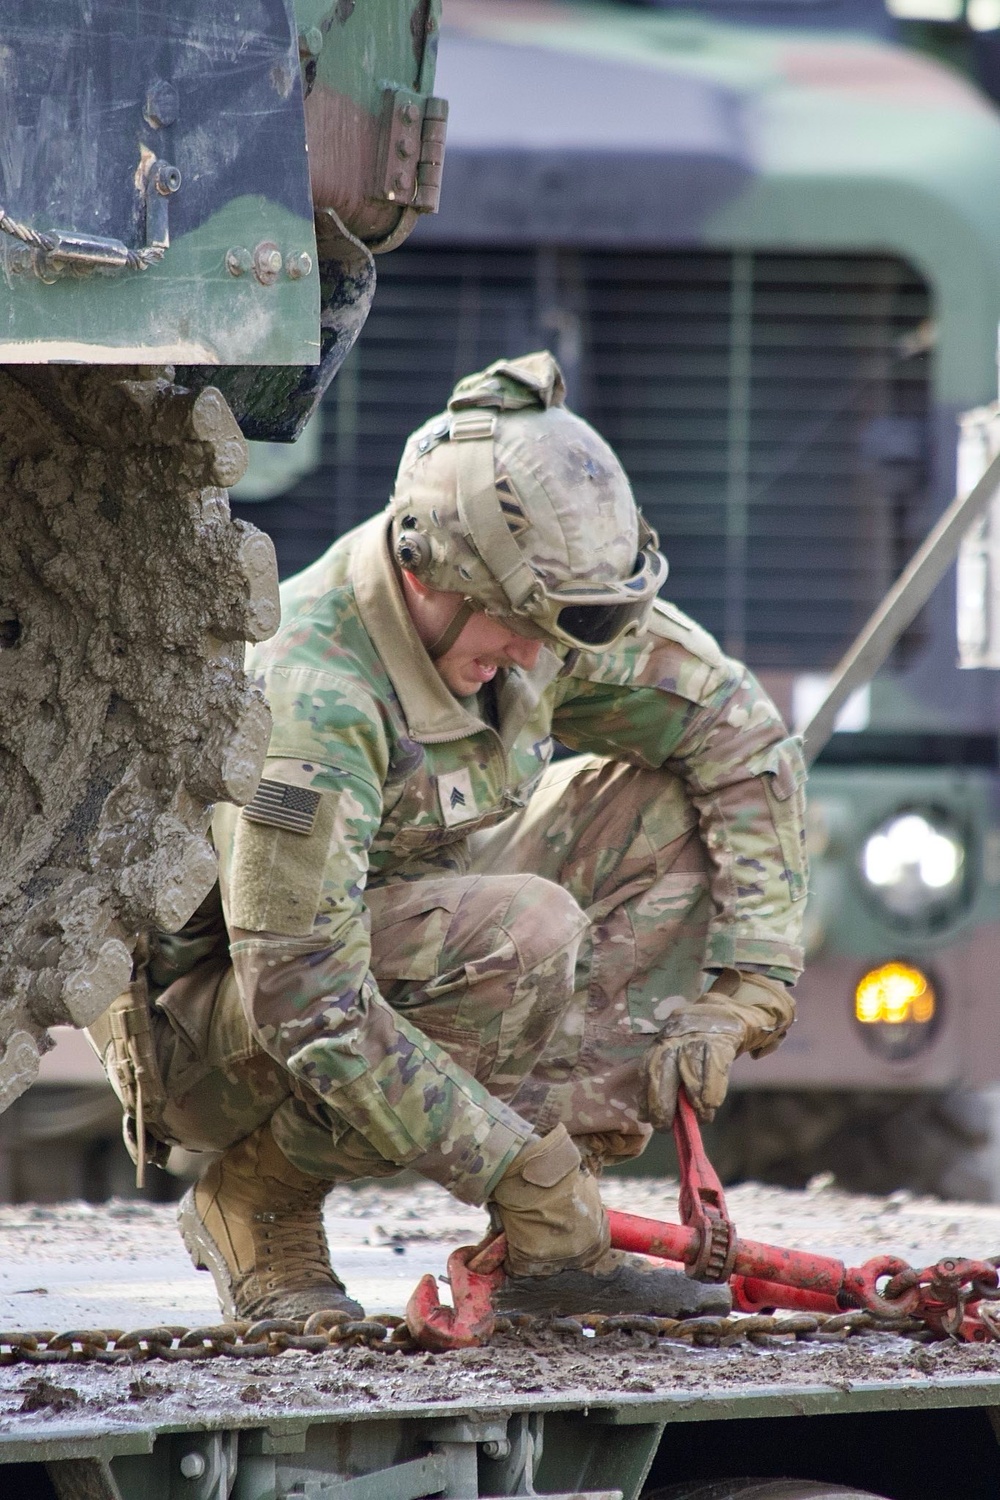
[{"x1": 236, "y1": 246, "x2": 932, "y2": 672}]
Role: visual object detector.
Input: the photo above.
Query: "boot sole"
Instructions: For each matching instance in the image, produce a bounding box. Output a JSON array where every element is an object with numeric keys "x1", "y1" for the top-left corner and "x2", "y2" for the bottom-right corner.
[{"x1": 177, "y1": 1187, "x2": 238, "y2": 1320}]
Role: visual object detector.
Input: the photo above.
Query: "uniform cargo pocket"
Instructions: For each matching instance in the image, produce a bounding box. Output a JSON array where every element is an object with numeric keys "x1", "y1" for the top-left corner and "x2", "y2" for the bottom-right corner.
[
  {"x1": 367, "y1": 879, "x2": 465, "y2": 983},
  {"x1": 227, "y1": 790, "x2": 338, "y2": 937}
]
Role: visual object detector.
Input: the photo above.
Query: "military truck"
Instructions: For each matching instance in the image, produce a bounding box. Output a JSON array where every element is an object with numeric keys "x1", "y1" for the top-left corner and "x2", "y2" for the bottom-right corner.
[
  {"x1": 215, "y1": 0, "x2": 1000, "y2": 1201},
  {"x1": 16, "y1": 0, "x2": 1000, "y2": 1203}
]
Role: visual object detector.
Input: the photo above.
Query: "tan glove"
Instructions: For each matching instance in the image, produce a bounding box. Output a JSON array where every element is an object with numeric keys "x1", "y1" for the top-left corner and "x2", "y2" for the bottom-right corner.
[
  {"x1": 571, "y1": 1126, "x2": 652, "y2": 1177},
  {"x1": 643, "y1": 969, "x2": 795, "y2": 1129},
  {"x1": 489, "y1": 1124, "x2": 610, "y2": 1276}
]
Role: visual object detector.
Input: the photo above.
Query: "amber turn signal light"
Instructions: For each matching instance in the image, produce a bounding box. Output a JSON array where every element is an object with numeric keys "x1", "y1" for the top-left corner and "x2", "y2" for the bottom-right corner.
[
  {"x1": 855, "y1": 961, "x2": 935, "y2": 1025},
  {"x1": 854, "y1": 962, "x2": 938, "y2": 1061}
]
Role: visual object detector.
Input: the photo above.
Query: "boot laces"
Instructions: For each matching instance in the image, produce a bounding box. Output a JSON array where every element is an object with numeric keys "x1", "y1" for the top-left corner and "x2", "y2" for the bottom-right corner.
[{"x1": 255, "y1": 1211, "x2": 344, "y2": 1291}]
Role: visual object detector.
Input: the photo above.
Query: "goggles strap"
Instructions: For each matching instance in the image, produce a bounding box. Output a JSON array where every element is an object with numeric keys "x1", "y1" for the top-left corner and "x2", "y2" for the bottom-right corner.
[{"x1": 452, "y1": 412, "x2": 539, "y2": 613}]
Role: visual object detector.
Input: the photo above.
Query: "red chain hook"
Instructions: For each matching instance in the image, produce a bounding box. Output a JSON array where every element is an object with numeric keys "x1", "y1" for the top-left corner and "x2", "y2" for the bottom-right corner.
[{"x1": 405, "y1": 1091, "x2": 1000, "y2": 1350}]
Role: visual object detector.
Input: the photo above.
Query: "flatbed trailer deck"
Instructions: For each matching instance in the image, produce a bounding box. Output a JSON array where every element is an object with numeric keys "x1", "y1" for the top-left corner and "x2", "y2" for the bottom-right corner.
[{"x1": 5, "y1": 1179, "x2": 1000, "y2": 1499}]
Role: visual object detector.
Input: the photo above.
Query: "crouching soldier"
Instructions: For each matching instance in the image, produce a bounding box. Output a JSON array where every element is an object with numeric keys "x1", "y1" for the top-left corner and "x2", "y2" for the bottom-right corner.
[{"x1": 89, "y1": 352, "x2": 807, "y2": 1322}]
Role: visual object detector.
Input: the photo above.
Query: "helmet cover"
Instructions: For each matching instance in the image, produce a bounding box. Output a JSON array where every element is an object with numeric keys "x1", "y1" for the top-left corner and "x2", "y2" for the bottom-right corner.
[{"x1": 390, "y1": 352, "x2": 666, "y2": 649}]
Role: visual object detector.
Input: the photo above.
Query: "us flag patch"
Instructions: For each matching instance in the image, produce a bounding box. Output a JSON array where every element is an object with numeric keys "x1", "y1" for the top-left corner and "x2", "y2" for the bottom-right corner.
[{"x1": 242, "y1": 779, "x2": 321, "y2": 836}]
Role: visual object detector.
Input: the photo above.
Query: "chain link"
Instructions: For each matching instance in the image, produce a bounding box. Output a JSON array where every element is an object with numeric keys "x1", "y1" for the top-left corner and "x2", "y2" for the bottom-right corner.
[
  {"x1": 495, "y1": 1307, "x2": 930, "y2": 1346},
  {"x1": 0, "y1": 1306, "x2": 945, "y2": 1366}
]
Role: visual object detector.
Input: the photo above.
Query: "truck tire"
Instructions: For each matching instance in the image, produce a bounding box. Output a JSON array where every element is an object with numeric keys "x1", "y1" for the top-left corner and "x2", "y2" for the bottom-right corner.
[
  {"x1": 701, "y1": 1088, "x2": 993, "y2": 1201},
  {"x1": 0, "y1": 367, "x2": 279, "y2": 1118},
  {"x1": 648, "y1": 1482, "x2": 891, "y2": 1498}
]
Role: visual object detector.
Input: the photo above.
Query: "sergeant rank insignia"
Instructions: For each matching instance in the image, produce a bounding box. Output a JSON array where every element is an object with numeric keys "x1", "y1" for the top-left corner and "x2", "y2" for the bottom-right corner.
[
  {"x1": 437, "y1": 769, "x2": 478, "y2": 828},
  {"x1": 241, "y1": 778, "x2": 321, "y2": 836}
]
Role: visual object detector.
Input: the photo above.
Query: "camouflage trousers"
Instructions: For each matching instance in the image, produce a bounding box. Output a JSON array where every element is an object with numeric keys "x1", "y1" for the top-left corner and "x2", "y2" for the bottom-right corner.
[{"x1": 100, "y1": 756, "x2": 712, "y2": 1202}]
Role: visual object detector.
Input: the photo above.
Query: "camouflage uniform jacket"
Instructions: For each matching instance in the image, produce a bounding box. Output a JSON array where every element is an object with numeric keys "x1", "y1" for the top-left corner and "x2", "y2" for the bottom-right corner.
[{"x1": 212, "y1": 514, "x2": 807, "y2": 1185}]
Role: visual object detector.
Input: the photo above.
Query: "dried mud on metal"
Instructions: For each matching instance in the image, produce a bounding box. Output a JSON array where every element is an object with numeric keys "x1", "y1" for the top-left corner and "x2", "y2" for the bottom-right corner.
[{"x1": 4, "y1": 1327, "x2": 999, "y2": 1436}]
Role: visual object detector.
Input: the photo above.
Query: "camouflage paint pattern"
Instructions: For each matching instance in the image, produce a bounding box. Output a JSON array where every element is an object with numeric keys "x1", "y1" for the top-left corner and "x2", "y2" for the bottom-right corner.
[
  {"x1": 1, "y1": 0, "x2": 446, "y2": 366},
  {"x1": 202, "y1": 510, "x2": 806, "y2": 1201}
]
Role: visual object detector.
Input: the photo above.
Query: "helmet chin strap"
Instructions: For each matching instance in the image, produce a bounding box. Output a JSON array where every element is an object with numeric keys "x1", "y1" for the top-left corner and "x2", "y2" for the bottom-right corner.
[{"x1": 427, "y1": 597, "x2": 477, "y2": 661}]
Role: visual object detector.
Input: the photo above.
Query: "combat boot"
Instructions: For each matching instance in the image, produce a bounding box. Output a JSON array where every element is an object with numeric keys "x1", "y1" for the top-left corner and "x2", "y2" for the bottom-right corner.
[
  {"x1": 489, "y1": 1124, "x2": 730, "y2": 1318},
  {"x1": 178, "y1": 1120, "x2": 364, "y2": 1321}
]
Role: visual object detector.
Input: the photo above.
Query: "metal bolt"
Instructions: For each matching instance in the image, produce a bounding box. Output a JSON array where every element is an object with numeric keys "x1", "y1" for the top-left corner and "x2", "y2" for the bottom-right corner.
[
  {"x1": 401, "y1": 102, "x2": 418, "y2": 125},
  {"x1": 226, "y1": 247, "x2": 252, "y2": 277},
  {"x1": 298, "y1": 26, "x2": 324, "y2": 59},
  {"x1": 481, "y1": 1439, "x2": 511, "y2": 1460},
  {"x1": 144, "y1": 79, "x2": 179, "y2": 130},
  {"x1": 393, "y1": 173, "x2": 408, "y2": 192},
  {"x1": 179, "y1": 1452, "x2": 206, "y2": 1480},
  {"x1": 154, "y1": 162, "x2": 181, "y2": 196},
  {"x1": 252, "y1": 241, "x2": 283, "y2": 286},
  {"x1": 285, "y1": 251, "x2": 313, "y2": 280},
  {"x1": 396, "y1": 139, "x2": 415, "y2": 160}
]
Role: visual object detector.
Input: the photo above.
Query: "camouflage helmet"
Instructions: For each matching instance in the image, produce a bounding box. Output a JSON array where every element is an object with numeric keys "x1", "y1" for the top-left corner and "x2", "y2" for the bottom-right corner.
[{"x1": 389, "y1": 351, "x2": 667, "y2": 655}]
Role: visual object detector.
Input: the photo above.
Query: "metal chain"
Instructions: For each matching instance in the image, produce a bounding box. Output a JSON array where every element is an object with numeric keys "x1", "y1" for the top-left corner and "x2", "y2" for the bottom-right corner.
[
  {"x1": 497, "y1": 1308, "x2": 931, "y2": 1345},
  {"x1": 0, "y1": 1312, "x2": 415, "y2": 1366},
  {"x1": 0, "y1": 1306, "x2": 945, "y2": 1366}
]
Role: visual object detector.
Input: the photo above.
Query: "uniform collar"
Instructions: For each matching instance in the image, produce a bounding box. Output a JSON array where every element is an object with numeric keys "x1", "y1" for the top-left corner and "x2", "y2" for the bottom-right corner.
[
  {"x1": 351, "y1": 514, "x2": 562, "y2": 746},
  {"x1": 352, "y1": 515, "x2": 485, "y2": 743}
]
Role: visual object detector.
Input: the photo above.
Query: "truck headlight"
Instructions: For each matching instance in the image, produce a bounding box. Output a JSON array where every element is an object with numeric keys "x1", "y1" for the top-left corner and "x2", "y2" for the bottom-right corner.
[{"x1": 860, "y1": 808, "x2": 965, "y2": 920}]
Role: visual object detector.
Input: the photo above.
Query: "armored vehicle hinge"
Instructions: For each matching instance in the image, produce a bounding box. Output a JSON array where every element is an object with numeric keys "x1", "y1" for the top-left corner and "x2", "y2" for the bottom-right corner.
[{"x1": 374, "y1": 88, "x2": 448, "y2": 215}]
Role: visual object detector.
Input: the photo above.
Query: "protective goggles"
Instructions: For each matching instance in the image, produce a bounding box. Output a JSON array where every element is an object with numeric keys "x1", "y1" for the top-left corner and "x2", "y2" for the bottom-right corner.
[
  {"x1": 488, "y1": 538, "x2": 667, "y2": 652},
  {"x1": 451, "y1": 411, "x2": 667, "y2": 654}
]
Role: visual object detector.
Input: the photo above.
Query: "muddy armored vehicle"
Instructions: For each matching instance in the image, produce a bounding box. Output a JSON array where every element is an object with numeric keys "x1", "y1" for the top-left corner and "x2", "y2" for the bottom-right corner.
[{"x1": 0, "y1": 0, "x2": 446, "y2": 1119}]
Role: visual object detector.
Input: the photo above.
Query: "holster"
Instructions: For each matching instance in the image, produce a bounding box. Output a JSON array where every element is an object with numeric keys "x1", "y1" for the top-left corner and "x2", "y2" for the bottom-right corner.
[{"x1": 87, "y1": 967, "x2": 171, "y2": 1188}]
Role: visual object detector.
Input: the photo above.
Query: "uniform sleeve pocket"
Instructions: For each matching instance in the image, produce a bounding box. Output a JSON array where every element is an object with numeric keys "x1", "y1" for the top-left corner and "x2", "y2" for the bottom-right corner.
[
  {"x1": 760, "y1": 738, "x2": 809, "y2": 903},
  {"x1": 228, "y1": 790, "x2": 338, "y2": 936}
]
